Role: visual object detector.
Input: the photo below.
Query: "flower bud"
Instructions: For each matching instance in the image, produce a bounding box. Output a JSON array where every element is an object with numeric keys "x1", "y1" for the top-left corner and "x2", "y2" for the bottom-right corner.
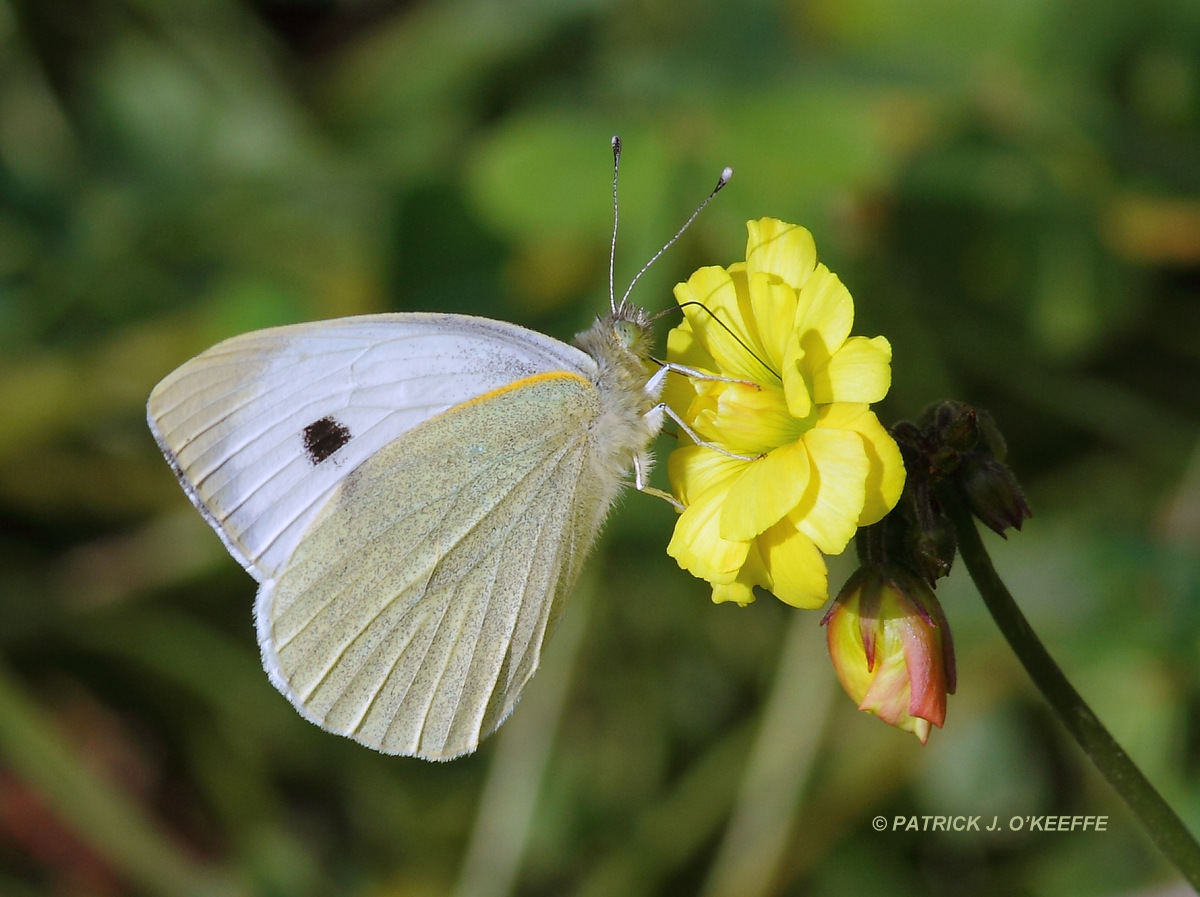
[
  {"x1": 961, "y1": 452, "x2": 1032, "y2": 537},
  {"x1": 822, "y1": 567, "x2": 956, "y2": 744},
  {"x1": 928, "y1": 400, "x2": 979, "y2": 455},
  {"x1": 905, "y1": 510, "x2": 957, "y2": 585}
]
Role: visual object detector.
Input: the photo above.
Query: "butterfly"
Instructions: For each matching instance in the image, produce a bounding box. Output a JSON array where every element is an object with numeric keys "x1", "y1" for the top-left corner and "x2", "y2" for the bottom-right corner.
[{"x1": 148, "y1": 139, "x2": 731, "y2": 760}]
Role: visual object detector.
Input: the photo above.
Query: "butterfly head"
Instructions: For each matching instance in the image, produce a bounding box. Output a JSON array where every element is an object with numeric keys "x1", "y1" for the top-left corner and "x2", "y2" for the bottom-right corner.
[{"x1": 610, "y1": 303, "x2": 655, "y2": 360}]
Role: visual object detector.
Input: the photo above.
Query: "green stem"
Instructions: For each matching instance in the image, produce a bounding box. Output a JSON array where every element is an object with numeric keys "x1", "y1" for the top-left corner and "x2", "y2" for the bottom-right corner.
[{"x1": 945, "y1": 490, "x2": 1200, "y2": 888}]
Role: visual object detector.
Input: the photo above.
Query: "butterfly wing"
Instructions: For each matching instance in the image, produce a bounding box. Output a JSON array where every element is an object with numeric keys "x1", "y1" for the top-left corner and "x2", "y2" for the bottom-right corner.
[
  {"x1": 258, "y1": 372, "x2": 612, "y2": 759},
  {"x1": 147, "y1": 313, "x2": 596, "y2": 581}
]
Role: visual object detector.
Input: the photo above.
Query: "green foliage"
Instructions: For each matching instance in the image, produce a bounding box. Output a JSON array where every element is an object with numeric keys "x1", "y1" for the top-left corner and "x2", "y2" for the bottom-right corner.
[{"x1": 1, "y1": 0, "x2": 1199, "y2": 894}]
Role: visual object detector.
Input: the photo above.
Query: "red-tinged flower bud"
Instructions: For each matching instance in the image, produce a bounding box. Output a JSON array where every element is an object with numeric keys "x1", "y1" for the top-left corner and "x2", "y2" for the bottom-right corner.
[{"x1": 822, "y1": 567, "x2": 956, "y2": 744}]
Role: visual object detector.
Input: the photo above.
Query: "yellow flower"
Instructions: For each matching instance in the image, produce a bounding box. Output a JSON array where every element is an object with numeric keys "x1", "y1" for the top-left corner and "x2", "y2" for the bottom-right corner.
[{"x1": 665, "y1": 218, "x2": 905, "y2": 608}]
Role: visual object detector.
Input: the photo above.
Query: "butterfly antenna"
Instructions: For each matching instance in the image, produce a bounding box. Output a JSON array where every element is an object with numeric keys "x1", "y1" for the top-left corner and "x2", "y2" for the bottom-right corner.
[
  {"x1": 609, "y1": 135, "x2": 622, "y2": 315},
  {"x1": 616, "y1": 164, "x2": 733, "y2": 313}
]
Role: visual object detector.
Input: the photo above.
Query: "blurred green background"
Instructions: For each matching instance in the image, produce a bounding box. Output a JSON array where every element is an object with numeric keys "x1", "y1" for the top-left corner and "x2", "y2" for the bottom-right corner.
[{"x1": 2, "y1": 0, "x2": 1199, "y2": 894}]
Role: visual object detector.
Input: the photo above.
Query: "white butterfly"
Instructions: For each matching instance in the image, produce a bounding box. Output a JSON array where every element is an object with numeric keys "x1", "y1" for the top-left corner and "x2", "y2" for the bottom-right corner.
[{"x1": 147, "y1": 142, "x2": 732, "y2": 760}]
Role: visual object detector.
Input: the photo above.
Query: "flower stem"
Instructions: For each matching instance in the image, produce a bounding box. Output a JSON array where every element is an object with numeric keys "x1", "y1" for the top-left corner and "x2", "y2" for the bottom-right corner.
[{"x1": 944, "y1": 489, "x2": 1200, "y2": 887}]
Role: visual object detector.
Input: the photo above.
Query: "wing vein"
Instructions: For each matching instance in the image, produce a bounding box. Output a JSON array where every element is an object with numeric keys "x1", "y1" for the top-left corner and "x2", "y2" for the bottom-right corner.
[
  {"x1": 284, "y1": 428, "x2": 575, "y2": 733},
  {"x1": 370, "y1": 438, "x2": 576, "y2": 749}
]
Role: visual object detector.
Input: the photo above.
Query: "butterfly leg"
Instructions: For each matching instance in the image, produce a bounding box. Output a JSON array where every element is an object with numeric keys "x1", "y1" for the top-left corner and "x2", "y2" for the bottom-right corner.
[
  {"x1": 643, "y1": 362, "x2": 762, "y2": 461},
  {"x1": 633, "y1": 452, "x2": 684, "y2": 510},
  {"x1": 657, "y1": 403, "x2": 762, "y2": 462},
  {"x1": 647, "y1": 360, "x2": 761, "y2": 391}
]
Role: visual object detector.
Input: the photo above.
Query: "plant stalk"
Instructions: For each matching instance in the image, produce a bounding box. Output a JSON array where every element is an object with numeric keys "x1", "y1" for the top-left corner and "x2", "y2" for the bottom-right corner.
[{"x1": 945, "y1": 490, "x2": 1200, "y2": 888}]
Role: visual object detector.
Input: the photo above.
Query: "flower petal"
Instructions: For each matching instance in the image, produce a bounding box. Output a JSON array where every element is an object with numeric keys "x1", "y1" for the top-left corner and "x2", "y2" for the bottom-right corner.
[
  {"x1": 900, "y1": 613, "x2": 948, "y2": 727},
  {"x1": 663, "y1": 372, "x2": 701, "y2": 437},
  {"x1": 780, "y1": 334, "x2": 814, "y2": 420},
  {"x1": 758, "y1": 517, "x2": 829, "y2": 608},
  {"x1": 711, "y1": 542, "x2": 769, "y2": 605},
  {"x1": 817, "y1": 404, "x2": 906, "y2": 526},
  {"x1": 665, "y1": 317, "x2": 715, "y2": 372},
  {"x1": 811, "y1": 335, "x2": 892, "y2": 405},
  {"x1": 719, "y1": 440, "x2": 811, "y2": 541},
  {"x1": 794, "y1": 265, "x2": 854, "y2": 366},
  {"x1": 674, "y1": 266, "x2": 774, "y2": 383},
  {"x1": 712, "y1": 581, "x2": 757, "y2": 605},
  {"x1": 747, "y1": 271, "x2": 799, "y2": 374},
  {"x1": 668, "y1": 490, "x2": 751, "y2": 582},
  {"x1": 667, "y1": 443, "x2": 743, "y2": 506},
  {"x1": 790, "y1": 426, "x2": 869, "y2": 554},
  {"x1": 696, "y1": 381, "x2": 797, "y2": 455},
  {"x1": 745, "y1": 218, "x2": 818, "y2": 292},
  {"x1": 667, "y1": 447, "x2": 754, "y2": 582}
]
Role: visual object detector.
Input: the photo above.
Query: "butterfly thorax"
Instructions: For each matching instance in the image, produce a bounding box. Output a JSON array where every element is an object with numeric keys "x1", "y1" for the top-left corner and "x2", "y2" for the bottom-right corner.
[{"x1": 572, "y1": 306, "x2": 663, "y2": 491}]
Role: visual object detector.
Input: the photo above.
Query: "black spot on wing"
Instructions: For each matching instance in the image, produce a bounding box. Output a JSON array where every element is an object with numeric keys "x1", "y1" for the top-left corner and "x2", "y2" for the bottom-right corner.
[{"x1": 303, "y1": 416, "x2": 351, "y2": 465}]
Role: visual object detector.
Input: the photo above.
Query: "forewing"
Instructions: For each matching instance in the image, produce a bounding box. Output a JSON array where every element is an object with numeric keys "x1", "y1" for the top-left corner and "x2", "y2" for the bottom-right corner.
[
  {"x1": 257, "y1": 374, "x2": 611, "y2": 760},
  {"x1": 147, "y1": 313, "x2": 595, "y2": 580}
]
